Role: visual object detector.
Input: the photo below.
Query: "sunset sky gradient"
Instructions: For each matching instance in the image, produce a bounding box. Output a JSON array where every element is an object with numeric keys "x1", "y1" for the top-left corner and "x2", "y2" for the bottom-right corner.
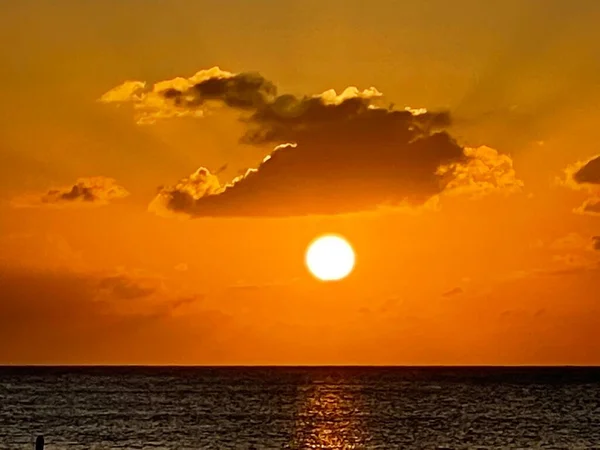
[{"x1": 1, "y1": 0, "x2": 600, "y2": 365}]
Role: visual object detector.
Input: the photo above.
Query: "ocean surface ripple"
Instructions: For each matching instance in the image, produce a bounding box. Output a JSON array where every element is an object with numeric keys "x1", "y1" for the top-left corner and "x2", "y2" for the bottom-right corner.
[{"x1": 1, "y1": 367, "x2": 599, "y2": 449}]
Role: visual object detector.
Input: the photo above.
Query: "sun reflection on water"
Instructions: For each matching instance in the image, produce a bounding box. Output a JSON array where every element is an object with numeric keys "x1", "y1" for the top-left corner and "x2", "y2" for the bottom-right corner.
[{"x1": 292, "y1": 381, "x2": 370, "y2": 449}]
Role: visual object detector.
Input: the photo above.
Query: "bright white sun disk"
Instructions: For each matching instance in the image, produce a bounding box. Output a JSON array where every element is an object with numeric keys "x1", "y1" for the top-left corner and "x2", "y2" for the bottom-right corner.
[{"x1": 305, "y1": 235, "x2": 355, "y2": 281}]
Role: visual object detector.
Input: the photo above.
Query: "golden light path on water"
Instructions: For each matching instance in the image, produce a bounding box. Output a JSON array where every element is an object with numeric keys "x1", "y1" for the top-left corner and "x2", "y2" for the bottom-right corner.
[{"x1": 293, "y1": 380, "x2": 369, "y2": 448}]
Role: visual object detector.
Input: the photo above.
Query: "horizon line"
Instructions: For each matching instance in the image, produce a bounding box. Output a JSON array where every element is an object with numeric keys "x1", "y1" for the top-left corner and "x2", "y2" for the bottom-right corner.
[{"x1": 2, "y1": 364, "x2": 600, "y2": 368}]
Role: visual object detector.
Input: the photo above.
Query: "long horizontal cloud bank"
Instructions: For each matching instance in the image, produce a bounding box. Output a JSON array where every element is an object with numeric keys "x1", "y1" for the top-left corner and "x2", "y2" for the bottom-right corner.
[
  {"x1": 102, "y1": 67, "x2": 523, "y2": 217},
  {"x1": 0, "y1": 266, "x2": 215, "y2": 363}
]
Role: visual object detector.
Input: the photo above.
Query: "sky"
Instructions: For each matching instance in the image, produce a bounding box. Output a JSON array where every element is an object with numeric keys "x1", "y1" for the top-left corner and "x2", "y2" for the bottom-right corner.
[{"x1": 1, "y1": 0, "x2": 600, "y2": 365}]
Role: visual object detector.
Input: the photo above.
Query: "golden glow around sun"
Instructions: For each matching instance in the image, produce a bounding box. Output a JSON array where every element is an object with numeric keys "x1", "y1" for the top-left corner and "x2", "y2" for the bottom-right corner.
[{"x1": 305, "y1": 235, "x2": 355, "y2": 281}]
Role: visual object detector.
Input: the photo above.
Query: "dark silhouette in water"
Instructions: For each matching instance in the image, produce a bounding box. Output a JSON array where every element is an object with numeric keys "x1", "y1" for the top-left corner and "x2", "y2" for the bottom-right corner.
[{"x1": 35, "y1": 435, "x2": 44, "y2": 450}]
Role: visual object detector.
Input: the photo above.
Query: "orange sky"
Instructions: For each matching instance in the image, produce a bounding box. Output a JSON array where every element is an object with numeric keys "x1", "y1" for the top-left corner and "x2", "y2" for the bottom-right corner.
[{"x1": 1, "y1": 0, "x2": 600, "y2": 365}]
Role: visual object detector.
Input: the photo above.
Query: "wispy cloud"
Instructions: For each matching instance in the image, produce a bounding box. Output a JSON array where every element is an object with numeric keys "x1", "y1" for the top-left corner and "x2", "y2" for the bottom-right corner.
[{"x1": 12, "y1": 177, "x2": 129, "y2": 208}]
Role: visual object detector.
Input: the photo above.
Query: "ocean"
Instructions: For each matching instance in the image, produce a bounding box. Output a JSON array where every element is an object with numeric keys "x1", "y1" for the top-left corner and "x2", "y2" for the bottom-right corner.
[{"x1": 1, "y1": 367, "x2": 599, "y2": 449}]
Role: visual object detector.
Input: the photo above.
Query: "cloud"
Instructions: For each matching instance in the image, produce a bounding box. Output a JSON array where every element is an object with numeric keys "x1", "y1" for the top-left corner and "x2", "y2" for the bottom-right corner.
[
  {"x1": 149, "y1": 139, "x2": 521, "y2": 217},
  {"x1": 572, "y1": 155, "x2": 600, "y2": 185},
  {"x1": 560, "y1": 155, "x2": 600, "y2": 216},
  {"x1": 442, "y1": 287, "x2": 464, "y2": 297},
  {"x1": 99, "y1": 67, "x2": 276, "y2": 124},
  {"x1": 238, "y1": 88, "x2": 441, "y2": 146},
  {"x1": 98, "y1": 80, "x2": 146, "y2": 103},
  {"x1": 102, "y1": 67, "x2": 522, "y2": 217},
  {"x1": 148, "y1": 167, "x2": 223, "y2": 218},
  {"x1": 542, "y1": 233, "x2": 600, "y2": 273},
  {"x1": 0, "y1": 266, "x2": 218, "y2": 364},
  {"x1": 593, "y1": 236, "x2": 600, "y2": 251},
  {"x1": 539, "y1": 263, "x2": 599, "y2": 276},
  {"x1": 98, "y1": 275, "x2": 156, "y2": 300},
  {"x1": 436, "y1": 146, "x2": 523, "y2": 198},
  {"x1": 12, "y1": 177, "x2": 129, "y2": 208},
  {"x1": 550, "y1": 233, "x2": 592, "y2": 251},
  {"x1": 100, "y1": 66, "x2": 446, "y2": 139},
  {"x1": 574, "y1": 197, "x2": 600, "y2": 216},
  {"x1": 100, "y1": 67, "x2": 390, "y2": 129},
  {"x1": 521, "y1": 257, "x2": 600, "y2": 277},
  {"x1": 560, "y1": 155, "x2": 600, "y2": 191}
]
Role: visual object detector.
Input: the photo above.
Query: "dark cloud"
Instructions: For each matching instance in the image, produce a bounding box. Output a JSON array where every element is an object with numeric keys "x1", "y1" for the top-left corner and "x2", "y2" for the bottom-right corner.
[
  {"x1": 164, "y1": 71, "x2": 277, "y2": 110},
  {"x1": 577, "y1": 198, "x2": 600, "y2": 216},
  {"x1": 0, "y1": 266, "x2": 211, "y2": 363},
  {"x1": 150, "y1": 136, "x2": 521, "y2": 217},
  {"x1": 151, "y1": 130, "x2": 469, "y2": 217},
  {"x1": 240, "y1": 92, "x2": 450, "y2": 146},
  {"x1": 562, "y1": 155, "x2": 600, "y2": 216},
  {"x1": 104, "y1": 69, "x2": 448, "y2": 146},
  {"x1": 100, "y1": 68, "x2": 381, "y2": 125},
  {"x1": 99, "y1": 67, "x2": 278, "y2": 124},
  {"x1": 12, "y1": 177, "x2": 129, "y2": 208},
  {"x1": 573, "y1": 155, "x2": 600, "y2": 185},
  {"x1": 593, "y1": 236, "x2": 600, "y2": 251},
  {"x1": 102, "y1": 67, "x2": 523, "y2": 218},
  {"x1": 0, "y1": 267, "x2": 106, "y2": 327},
  {"x1": 54, "y1": 184, "x2": 96, "y2": 202}
]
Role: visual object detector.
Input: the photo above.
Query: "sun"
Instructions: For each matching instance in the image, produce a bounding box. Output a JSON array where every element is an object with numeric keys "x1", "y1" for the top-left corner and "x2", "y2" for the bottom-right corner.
[{"x1": 305, "y1": 234, "x2": 355, "y2": 281}]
